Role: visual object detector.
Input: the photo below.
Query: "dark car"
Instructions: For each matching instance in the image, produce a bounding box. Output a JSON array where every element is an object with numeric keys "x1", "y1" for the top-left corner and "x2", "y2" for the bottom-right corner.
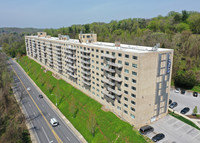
[
  {"x1": 181, "y1": 89, "x2": 186, "y2": 94},
  {"x1": 193, "y1": 92, "x2": 198, "y2": 97},
  {"x1": 139, "y1": 125, "x2": 154, "y2": 135},
  {"x1": 39, "y1": 94, "x2": 43, "y2": 98},
  {"x1": 181, "y1": 107, "x2": 190, "y2": 114},
  {"x1": 152, "y1": 133, "x2": 165, "y2": 142},
  {"x1": 169, "y1": 102, "x2": 178, "y2": 109},
  {"x1": 169, "y1": 99, "x2": 172, "y2": 105}
]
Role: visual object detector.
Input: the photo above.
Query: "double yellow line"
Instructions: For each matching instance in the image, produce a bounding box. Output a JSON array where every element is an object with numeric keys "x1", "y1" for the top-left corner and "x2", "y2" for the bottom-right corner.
[{"x1": 11, "y1": 63, "x2": 62, "y2": 143}]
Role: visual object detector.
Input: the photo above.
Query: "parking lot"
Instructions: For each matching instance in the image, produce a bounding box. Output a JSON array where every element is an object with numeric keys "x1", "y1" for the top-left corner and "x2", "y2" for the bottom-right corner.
[
  {"x1": 169, "y1": 89, "x2": 200, "y2": 115},
  {"x1": 147, "y1": 115, "x2": 200, "y2": 143}
]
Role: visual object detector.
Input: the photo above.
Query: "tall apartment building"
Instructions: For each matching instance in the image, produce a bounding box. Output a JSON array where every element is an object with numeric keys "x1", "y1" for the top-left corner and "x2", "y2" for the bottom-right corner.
[{"x1": 25, "y1": 32, "x2": 173, "y2": 128}]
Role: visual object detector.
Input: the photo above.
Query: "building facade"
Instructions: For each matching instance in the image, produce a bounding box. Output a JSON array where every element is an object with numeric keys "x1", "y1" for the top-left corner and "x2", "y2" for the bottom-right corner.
[{"x1": 25, "y1": 32, "x2": 173, "y2": 128}]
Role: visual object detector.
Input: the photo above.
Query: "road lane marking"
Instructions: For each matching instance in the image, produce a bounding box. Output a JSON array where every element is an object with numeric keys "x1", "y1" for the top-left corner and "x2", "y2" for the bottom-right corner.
[
  {"x1": 48, "y1": 113, "x2": 51, "y2": 116},
  {"x1": 29, "y1": 103, "x2": 31, "y2": 107},
  {"x1": 67, "y1": 137, "x2": 70, "y2": 141},
  {"x1": 42, "y1": 126, "x2": 51, "y2": 143},
  {"x1": 10, "y1": 63, "x2": 62, "y2": 143}
]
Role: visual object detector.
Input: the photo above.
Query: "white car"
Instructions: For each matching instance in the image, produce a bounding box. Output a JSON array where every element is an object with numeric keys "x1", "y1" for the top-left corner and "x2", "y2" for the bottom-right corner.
[
  {"x1": 50, "y1": 118, "x2": 59, "y2": 127},
  {"x1": 27, "y1": 87, "x2": 31, "y2": 91},
  {"x1": 175, "y1": 88, "x2": 180, "y2": 93}
]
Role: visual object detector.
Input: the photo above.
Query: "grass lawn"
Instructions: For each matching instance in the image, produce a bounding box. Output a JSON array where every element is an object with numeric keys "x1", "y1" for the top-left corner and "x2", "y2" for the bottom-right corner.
[
  {"x1": 168, "y1": 110, "x2": 200, "y2": 131},
  {"x1": 17, "y1": 56, "x2": 148, "y2": 143}
]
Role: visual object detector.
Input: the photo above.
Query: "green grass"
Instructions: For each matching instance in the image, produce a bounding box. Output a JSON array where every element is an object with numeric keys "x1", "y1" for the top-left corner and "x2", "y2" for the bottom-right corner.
[
  {"x1": 17, "y1": 56, "x2": 147, "y2": 143},
  {"x1": 169, "y1": 110, "x2": 200, "y2": 130}
]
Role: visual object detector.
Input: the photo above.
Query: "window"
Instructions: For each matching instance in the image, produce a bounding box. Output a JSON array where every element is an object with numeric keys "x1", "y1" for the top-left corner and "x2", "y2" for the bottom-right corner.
[
  {"x1": 124, "y1": 69, "x2": 129, "y2": 73},
  {"x1": 96, "y1": 55, "x2": 99, "y2": 58},
  {"x1": 131, "y1": 107, "x2": 135, "y2": 112},
  {"x1": 112, "y1": 52, "x2": 115, "y2": 56},
  {"x1": 96, "y1": 61, "x2": 99, "y2": 64},
  {"x1": 124, "y1": 104, "x2": 128, "y2": 108},
  {"x1": 132, "y1": 79, "x2": 136, "y2": 83},
  {"x1": 125, "y1": 62, "x2": 129, "y2": 66},
  {"x1": 118, "y1": 53, "x2": 122, "y2": 57},
  {"x1": 96, "y1": 49, "x2": 99, "y2": 52},
  {"x1": 92, "y1": 48, "x2": 94, "y2": 51},
  {"x1": 96, "y1": 67, "x2": 99, "y2": 70},
  {"x1": 125, "y1": 77, "x2": 129, "y2": 80},
  {"x1": 124, "y1": 110, "x2": 128, "y2": 114},
  {"x1": 132, "y1": 71, "x2": 137, "y2": 76},
  {"x1": 131, "y1": 93, "x2": 136, "y2": 98},
  {"x1": 117, "y1": 106, "x2": 121, "y2": 110},
  {"x1": 132, "y1": 56, "x2": 138, "y2": 60},
  {"x1": 101, "y1": 63, "x2": 103, "y2": 65},
  {"x1": 130, "y1": 114, "x2": 135, "y2": 119},
  {"x1": 131, "y1": 100, "x2": 136, "y2": 105},
  {"x1": 125, "y1": 54, "x2": 129, "y2": 58},
  {"x1": 106, "y1": 51, "x2": 109, "y2": 54},
  {"x1": 132, "y1": 86, "x2": 136, "y2": 90},
  {"x1": 118, "y1": 60, "x2": 122, "y2": 64},
  {"x1": 92, "y1": 60, "x2": 94, "y2": 63},
  {"x1": 92, "y1": 54, "x2": 94, "y2": 57},
  {"x1": 92, "y1": 65, "x2": 95, "y2": 68},
  {"x1": 132, "y1": 64, "x2": 137, "y2": 68},
  {"x1": 101, "y1": 50, "x2": 104, "y2": 53},
  {"x1": 118, "y1": 100, "x2": 121, "y2": 104},
  {"x1": 124, "y1": 90, "x2": 128, "y2": 95},
  {"x1": 124, "y1": 83, "x2": 129, "y2": 87},
  {"x1": 124, "y1": 97, "x2": 128, "y2": 101}
]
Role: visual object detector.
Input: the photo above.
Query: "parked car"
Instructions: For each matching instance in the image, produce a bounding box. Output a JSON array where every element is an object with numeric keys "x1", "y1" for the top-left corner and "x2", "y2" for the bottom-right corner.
[
  {"x1": 175, "y1": 88, "x2": 180, "y2": 93},
  {"x1": 39, "y1": 94, "x2": 43, "y2": 98},
  {"x1": 169, "y1": 99, "x2": 172, "y2": 105},
  {"x1": 152, "y1": 133, "x2": 165, "y2": 142},
  {"x1": 27, "y1": 87, "x2": 31, "y2": 91},
  {"x1": 169, "y1": 102, "x2": 178, "y2": 109},
  {"x1": 181, "y1": 89, "x2": 186, "y2": 94},
  {"x1": 193, "y1": 92, "x2": 198, "y2": 97},
  {"x1": 139, "y1": 125, "x2": 154, "y2": 135},
  {"x1": 180, "y1": 107, "x2": 190, "y2": 114},
  {"x1": 50, "y1": 118, "x2": 59, "y2": 127}
]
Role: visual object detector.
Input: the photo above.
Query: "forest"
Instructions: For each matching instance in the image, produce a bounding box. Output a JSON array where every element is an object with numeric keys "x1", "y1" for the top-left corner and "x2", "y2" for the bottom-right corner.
[{"x1": 1, "y1": 10, "x2": 200, "y2": 90}]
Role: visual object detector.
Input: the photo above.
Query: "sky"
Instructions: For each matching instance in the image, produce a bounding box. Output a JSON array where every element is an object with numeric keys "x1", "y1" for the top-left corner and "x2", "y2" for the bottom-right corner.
[{"x1": 0, "y1": 0, "x2": 199, "y2": 28}]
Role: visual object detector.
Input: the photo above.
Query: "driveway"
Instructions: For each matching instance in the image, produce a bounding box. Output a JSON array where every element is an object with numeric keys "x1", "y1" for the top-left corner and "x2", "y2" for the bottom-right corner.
[
  {"x1": 169, "y1": 89, "x2": 200, "y2": 115},
  {"x1": 147, "y1": 115, "x2": 200, "y2": 143}
]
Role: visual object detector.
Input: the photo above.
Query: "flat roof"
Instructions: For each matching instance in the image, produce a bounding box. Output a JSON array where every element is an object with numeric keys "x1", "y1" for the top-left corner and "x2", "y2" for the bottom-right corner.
[{"x1": 26, "y1": 35, "x2": 173, "y2": 54}]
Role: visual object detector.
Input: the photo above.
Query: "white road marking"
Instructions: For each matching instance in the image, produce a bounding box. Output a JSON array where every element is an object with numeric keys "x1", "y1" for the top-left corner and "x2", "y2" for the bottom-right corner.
[
  {"x1": 48, "y1": 113, "x2": 51, "y2": 116},
  {"x1": 29, "y1": 103, "x2": 31, "y2": 107},
  {"x1": 33, "y1": 112, "x2": 36, "y2": 116},
  {"x1": 42, "y1": 126, "x2": 51, "y2": 143},
  {"x1": 67, "y1": 137, "x2": 70, "y2": 141}
]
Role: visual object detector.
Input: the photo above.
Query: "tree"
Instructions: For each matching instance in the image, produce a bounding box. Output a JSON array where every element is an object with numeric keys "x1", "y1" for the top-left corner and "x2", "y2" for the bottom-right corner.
[
  {"x1": 182, "y1": 10, "x2": 189, "y2": 22},
  {"x1": 193, "y1": 106, "x2": 198, "y2": 116},
  {"x1": 187, "y1": 13, "x2": 200, "y2": 34},
  {"x1": 87, "y1": 111, "x2": 96, "y2": 137},
  {"x1": 175, "y1": 23, "x2": 190, "y2": 33},
  {"x1": 68, "y1": 97, "x2": 78, "y2": 118}
]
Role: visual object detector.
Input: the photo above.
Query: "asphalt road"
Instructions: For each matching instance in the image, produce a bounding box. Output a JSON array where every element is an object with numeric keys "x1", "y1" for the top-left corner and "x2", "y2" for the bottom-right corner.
[
  {"x1": 169, "y1": 89, "x2": 200, "y2": 115},
  {"x1": 10, "y1": 59, "x2": 81, "y2": 143}
]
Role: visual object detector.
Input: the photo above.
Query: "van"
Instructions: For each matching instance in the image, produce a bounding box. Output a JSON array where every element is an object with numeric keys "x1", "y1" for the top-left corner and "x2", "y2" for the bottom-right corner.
[{"x1": 139, "y1": 125, "x2": 154, "y2": 135}]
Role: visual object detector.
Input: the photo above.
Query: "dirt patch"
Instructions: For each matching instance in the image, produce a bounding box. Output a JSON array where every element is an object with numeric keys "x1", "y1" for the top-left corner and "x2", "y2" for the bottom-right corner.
[{"x1": 187, "y1": 115, "x2": 200, "y2": 119}]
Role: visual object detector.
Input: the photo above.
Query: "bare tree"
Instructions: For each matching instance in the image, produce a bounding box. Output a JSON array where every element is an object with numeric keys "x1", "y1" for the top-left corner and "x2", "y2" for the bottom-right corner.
[{"x1": 87, "y1": 111, "x2": 97, "y2": 137}]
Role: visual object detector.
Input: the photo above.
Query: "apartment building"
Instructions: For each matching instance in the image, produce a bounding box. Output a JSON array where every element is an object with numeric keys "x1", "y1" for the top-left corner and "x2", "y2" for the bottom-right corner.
[{"x1": 25, "y1": 32, "x2": 173, "y2": 128}]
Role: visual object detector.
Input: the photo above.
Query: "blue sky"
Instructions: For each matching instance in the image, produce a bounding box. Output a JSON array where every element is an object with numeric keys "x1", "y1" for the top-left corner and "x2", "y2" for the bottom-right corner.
[{"x1": 0, "y1": 0, "x2": 199, "y2": 28}]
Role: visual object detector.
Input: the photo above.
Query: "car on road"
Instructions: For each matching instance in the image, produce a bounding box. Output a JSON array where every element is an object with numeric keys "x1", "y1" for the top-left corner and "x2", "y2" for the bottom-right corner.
[
  {"x1": 39, "y1": 94, "x2": 43, "y2": 98},
  {"x1": 152, "y1": 133, "x2": 165, "y2": 142},
  {"x1": 181, "y1": 89, "x2": 186, "y2": 94},
  {"x1": 169, "y1": 102, "x2": 178, "y2": 109},
  {"x1": 180, "y1": 107, "x2": 190, "y2": 114},
  {"x1": 175, "y1": 88, "x2": 180, "y2": 93},
  {"x1": 169, "y1": 99, "x2": 172, "y2": 105},
  {"x1": 139, "y1": 125, "x2": 154, "y2": 135},
  {"x1": 27, "y1": 87, "x2": 31, "y2": 91},
  {"x1": 50, "y1": 118, "x2": 59, "y2": 127},
  {"x1": 193, "y1": 92, "x2": 198, "y2": 97}
]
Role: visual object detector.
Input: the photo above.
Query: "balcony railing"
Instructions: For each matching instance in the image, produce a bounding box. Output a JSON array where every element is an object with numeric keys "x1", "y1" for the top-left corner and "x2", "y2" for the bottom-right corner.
[
  {"x1": 65, "y1": 59, "x2": 73, "y2": 64},
  {"x1": 81, "y1": 54, "x2": 90, "y2": 59},
  {"x1": 81, "y1": 70, "x2": 91, "y2": 75},
  {"x1": 102, "y1": 78, "x2": 115, "y2": 86},
  {"x1": 107, "y1": 61, "x2": 122, "y2": 68},
  {"x1": 107, "y1": 74, "x2": 122, "y2": 82},
  {"x1": 82, "y1": 80, "x2": 91, "y2": 86},
  {"x1": 67, "y1": 55, "x2": 76, "y2": 60},
  {"x1": 82, "y1": 75, "x2": 91, "y2": 81},
  {"x1": 102, "y1": 66, "x2": 115, "y2": 73},
  {"x1": 66, "y1": 68, "x2": 74, "y2": 73},
  {"x1": 66, "y1": 46, "x2": 76, "y2": 50},
  {"x1": 68, "y1": 73, "x2": 77, "y2": 78},
  {"x1": 65, "y1": 50, "x2": 73, "y2": 54},
  {"x1": 102, "y1": 54, "x2": 116, "y2": 59},
  {"x1": 81, "y1": 60, "x2": 90, "y2": 65},
  {"x1": 107, "y1": 87, "x2": 122, "y2": 96},
  {"x1": 80, "y1": 49, "x2": 90, "y2": 54},
  {"x1": 67, "y1": 64, "x2": 77, "y2": 69},
  {"x1": 81, "y1": 65, "x2": 90, "y2": 70},
  {"x1": 103, "y1": 90, "x2": 115, "y2": 99}
]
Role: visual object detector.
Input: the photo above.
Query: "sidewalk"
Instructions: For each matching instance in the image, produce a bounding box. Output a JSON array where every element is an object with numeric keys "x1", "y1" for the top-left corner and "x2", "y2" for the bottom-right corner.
[{"x1": 14, "y1": 59, "x2": 87, "y2": 143}]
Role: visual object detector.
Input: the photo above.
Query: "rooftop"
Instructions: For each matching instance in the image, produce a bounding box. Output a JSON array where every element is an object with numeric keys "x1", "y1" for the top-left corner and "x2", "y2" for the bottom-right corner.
[{"x1": 26, "y1": 34, "x2": 173, "y2": 54}]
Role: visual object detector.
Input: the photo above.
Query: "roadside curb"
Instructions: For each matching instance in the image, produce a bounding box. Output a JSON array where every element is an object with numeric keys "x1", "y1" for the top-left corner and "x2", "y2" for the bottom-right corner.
[
  {"x1": 14, "y1": 60, "x2": 87, "y2": 143},
  {"x1": 12, "y1": 87, "x2": 38, "y2": 143}
]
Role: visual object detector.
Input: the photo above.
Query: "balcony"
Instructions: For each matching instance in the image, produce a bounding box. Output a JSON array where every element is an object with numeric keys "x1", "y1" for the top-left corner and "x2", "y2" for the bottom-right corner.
[
  {"x1": 58, "y1": 65, "x2": 62, "y2": 70},
  {"x1": 65, "y1": 59, "x2": 73, "y2": 64},
  {"x1": 65, "y1": 50, "x2": 73, "y2": 54},
  {"x1": 102, "y1": 54, "x2": 116, "y2": 59},
  {"x1": 102, "y1": 66, "x2": 115, "y2": 73},
  {"x1": 107, "y1": 74, "x2": 122, "y2": 82},
  {"x1": 82, "y1": 75, "x2": 91, "y2": 81},
  {"x1": 67, "y1": 46, "x2": 76, "y2": 50},
  {"x1": 81, "y1": 65, "x2": 90, "y2": 70},
  {"x1": 80, "y1": 49, "x2": 90, "y2": 54},
  {"x1": 68, "y1": 73, "x2": 77, "y2": 78},
  {"x1": 82, "y1": 80, "x2": 91, "y2": 86},
  {"x1": 103, "y1": 90, "x2": 115, "y2": 99},
  {"x1": 66, "y1": 68, "x2": 74, "y2": 73},
  {"x1": 102, "y1": 78, "x2": 115, "y2": 86},
  {"x1": 107, "y1": 87, "x2": 122, "y2": 96},
  {"x1": 67, "y1": 55, "x2": 76, "y2": 60},
  {"x1": 81, "y1": 54, "x2": 90, "y2": 59},
  {"x1": 57, "y1": 61, "x2": 62, "y2": 65},
  {"x1": 67, "y1": 64, "x2": 77, "y2": 69},
  {"x1": 107, "y1": 61, "x2": 122, "y2": 68},
  {"x1": 81, "y1": 70, "x2": 91, "y2": 75},
  {"x1": 81, "y1": 60, "x2": 90, "y2": 65}
]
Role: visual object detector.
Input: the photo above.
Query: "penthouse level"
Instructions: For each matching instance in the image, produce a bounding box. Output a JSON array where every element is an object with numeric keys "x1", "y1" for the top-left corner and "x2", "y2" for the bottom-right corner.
[{"x1": 25, "y1": 32, "x2": 173, "y2": 128}]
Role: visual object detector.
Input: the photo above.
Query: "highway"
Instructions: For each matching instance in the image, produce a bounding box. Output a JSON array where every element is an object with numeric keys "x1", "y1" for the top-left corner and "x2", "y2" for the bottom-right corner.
[{"x1": 10, "y1": 58, "x2": 81, "y2": 143}]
